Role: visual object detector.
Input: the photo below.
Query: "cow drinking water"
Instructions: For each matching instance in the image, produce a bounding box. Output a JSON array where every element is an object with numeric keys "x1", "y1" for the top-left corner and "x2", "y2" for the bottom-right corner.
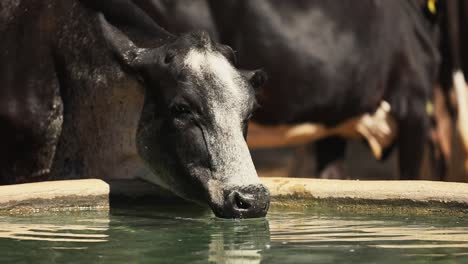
[{"x1": 0, "y1": 0, "x2": 269, "y2": 218}]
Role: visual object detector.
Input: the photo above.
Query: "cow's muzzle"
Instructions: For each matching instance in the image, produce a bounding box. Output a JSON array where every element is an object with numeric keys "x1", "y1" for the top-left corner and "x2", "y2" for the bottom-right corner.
[{"x1": 211, "y1": 184, "x2": 270, "y2": 219}]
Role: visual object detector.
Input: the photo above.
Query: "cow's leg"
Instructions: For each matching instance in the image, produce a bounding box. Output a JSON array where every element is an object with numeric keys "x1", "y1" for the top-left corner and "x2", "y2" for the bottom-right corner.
[
  {"x1": 288, "y1": 143, "x2": 317, "y2": 178},
  {"x1": 453, "y1": 71, "x2": 468, "y2": 174},
  {"x1": 396, "y1": 98, "x2": 429, "y2": 180},
  {"x1": 315, "y1": 137, "x2": 347, "y2": 179}
]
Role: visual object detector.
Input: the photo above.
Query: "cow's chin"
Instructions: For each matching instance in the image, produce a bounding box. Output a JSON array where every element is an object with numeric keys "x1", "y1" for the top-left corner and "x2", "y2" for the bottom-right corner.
[
  {"x1": 137, "y1": 163, "x2": 270, "y2": 219},
  {"x1": 134, "y1": 164, "x2": 200, "y2": 199}
]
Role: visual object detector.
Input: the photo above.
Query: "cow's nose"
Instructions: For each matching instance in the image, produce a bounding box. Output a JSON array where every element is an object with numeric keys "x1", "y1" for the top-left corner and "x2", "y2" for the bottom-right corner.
[{"x1": 215, "y1": 184, "x2": 270, "y2": 219}]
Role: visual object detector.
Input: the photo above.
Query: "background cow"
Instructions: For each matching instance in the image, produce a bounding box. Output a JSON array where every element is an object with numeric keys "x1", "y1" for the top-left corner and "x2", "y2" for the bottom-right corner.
[{"x1": 208, "y1": 0, "x2": 440, "y2": 180}]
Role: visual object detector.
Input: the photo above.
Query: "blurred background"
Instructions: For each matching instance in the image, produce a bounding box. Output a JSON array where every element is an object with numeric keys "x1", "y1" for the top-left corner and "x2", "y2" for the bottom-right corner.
[{"x1": 132, "y1": 0, "x2": 468, "y2": 182}]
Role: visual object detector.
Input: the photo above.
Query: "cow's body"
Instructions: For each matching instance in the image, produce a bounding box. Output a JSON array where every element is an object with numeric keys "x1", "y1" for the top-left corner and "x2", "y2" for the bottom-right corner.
[
  {"x1": 0, "y1": 0, "x2": 270, "y2": 218},
  {"x1": 0, "y1": 0, "x2": 159, "y2": 183},
  {"x1": 132, "y1": 0, "x2": 218, "y2": 40},
  {"x1": 208, "y1": 0, "x2": 440, "y2": 179}
]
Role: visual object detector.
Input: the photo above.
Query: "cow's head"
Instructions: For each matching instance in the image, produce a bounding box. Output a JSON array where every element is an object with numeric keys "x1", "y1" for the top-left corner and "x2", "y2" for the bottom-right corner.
[{"x1": 100, "y1": 16, "x2": 269, "y2": 218}]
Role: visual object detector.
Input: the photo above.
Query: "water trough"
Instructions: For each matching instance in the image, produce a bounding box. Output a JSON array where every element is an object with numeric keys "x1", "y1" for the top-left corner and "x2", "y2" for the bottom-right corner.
[{"x1": 1, "y1": 177, "x2": 467, "y2": 216}]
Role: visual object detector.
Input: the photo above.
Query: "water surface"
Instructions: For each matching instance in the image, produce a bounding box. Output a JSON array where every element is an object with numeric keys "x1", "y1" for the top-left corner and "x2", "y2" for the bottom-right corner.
[{"x1": 0, "y1": 205, "x2": 467, "y2": 263}]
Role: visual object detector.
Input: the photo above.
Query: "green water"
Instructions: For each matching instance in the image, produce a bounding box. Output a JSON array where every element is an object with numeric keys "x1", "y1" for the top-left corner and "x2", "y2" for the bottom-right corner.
[{"x1": 0, "y1": 205, "x2": 467, "y2": 263}]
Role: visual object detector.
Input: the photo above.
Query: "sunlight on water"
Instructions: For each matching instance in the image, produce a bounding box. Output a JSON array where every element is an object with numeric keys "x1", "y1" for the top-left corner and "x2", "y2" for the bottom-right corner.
[
  {"x1": 0, "y1": 207, "x2": 466, "y2": 263},
  {"x1": 0, "y1": 223, "x2": 108, "y2": 243},
  {"x1": 269, "y1": 218, "x2": 468, "y2": 247},
  {"x1": 0, "y1": 214, "x2": 109, "y2": 244}
]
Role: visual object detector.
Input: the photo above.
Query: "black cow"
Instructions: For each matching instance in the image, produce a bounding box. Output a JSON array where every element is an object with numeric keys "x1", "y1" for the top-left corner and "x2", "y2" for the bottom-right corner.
[
  {"x1": 207, "y1": 0, "x2": 440, "y2": 180},
  {"x1": 131, "y1": 0, "x2": 219, "y2": 39},
  {"x1": 0, "y1": 0, "x2": 269, "y2": 218}
]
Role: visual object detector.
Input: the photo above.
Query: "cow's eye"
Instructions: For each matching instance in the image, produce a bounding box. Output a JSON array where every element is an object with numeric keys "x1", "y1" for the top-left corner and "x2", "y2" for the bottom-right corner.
[{"x1": 171, "y1": 104, "x2": 192, "y2": 117}]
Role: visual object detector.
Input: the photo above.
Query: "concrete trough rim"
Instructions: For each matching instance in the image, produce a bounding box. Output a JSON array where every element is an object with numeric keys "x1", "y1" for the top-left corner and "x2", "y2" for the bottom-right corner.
[
  {"x1": 261, "y1": 177, "x2": 468, "y2": 216},
  {"x1": 0, "y1": 177, "x2": 467, "y2": 215},
  {"x1": 0, "y1": 179, "x2": 110, "y2": 214},
  {"x1": 262, "y1": 177, "x2": 468, "y2": 204}
]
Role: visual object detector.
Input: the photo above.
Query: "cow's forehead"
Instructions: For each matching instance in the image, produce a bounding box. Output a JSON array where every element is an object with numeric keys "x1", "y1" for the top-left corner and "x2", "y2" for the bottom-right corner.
[{"x1": 182, "y1": 48, "x2": 249, "y2": 108}]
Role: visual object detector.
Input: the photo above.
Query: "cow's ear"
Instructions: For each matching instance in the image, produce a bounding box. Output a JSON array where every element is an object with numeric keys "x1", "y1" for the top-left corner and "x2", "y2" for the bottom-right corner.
[
  {"x1": 99, "y1": 14, "x2": 150, "y2": 67},
  {"x1": 242, "y1": 69, "x2": 268, "y2": 92},
  {"x1": 217, "y1": 44, "x2": 237, "y2": 66}
]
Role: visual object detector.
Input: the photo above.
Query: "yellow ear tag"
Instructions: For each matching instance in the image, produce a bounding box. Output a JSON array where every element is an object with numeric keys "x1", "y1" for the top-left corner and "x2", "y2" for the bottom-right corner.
[
  {"x1": 426, "y1": 100, "x2": 434, "y2": 115},
  {"x1": 427, "y1": 0, "x2": 437, "y2": 15}
]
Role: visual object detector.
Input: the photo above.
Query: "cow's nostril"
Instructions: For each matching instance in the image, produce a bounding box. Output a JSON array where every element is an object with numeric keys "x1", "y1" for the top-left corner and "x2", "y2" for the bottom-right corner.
[
  {"x1": 214, "y1": 185, "x2": 270, "y2": 218},
  {"x1": 233, "y1": 192, "x2": 252, "y2": 210}
]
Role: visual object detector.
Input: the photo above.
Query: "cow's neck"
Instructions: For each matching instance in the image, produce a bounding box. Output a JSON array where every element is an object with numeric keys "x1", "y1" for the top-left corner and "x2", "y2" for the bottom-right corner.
[{"x1": 49, "y1": 2, "x2": 151, "y2": 181}]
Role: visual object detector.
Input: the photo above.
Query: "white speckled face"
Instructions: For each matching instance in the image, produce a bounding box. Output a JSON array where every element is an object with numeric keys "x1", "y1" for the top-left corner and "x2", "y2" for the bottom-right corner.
[
  {"x1": 102, "y1": 22, "x2": 268, "y2": 217},
  {"x1": 183, "y1": 48, "x2": 260, "y2": 206}
]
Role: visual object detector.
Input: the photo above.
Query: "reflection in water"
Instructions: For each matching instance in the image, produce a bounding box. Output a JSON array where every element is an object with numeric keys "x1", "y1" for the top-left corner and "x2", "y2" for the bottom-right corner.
[
  {"x1": 208, "y1": 219, "x2": 269, "y2": 264},
  {"x1": 0, "y1": 213, "x2": 109, "y2": 243},
  {"x1": 268, "y1": 212, "x2": 468, "y2": 263},
  {"x1": 0, "y1": 222, "x2": 108, "y2": 243},
  {"x1": 268, "y1": 217, "x2": 468, "y2": 249},
  {"x1": 0, "y1": 207, "x2": 467, "y2": 263}
]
